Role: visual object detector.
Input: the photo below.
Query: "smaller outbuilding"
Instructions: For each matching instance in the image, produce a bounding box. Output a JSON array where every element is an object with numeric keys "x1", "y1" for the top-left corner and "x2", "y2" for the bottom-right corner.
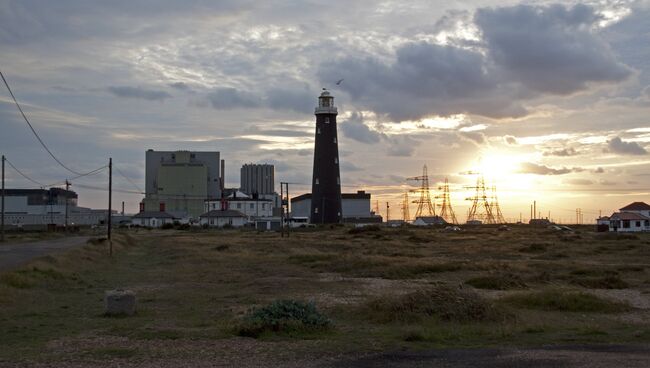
[
  {"x1": 199, "y1": 210, "x2": 247, "y2": 228},
  {"x1": 413, "y1": 216, "x2": 447, "y2": 226},
  {"x1": 131, "y1": 211, "x2": 175, "y2": 228}
]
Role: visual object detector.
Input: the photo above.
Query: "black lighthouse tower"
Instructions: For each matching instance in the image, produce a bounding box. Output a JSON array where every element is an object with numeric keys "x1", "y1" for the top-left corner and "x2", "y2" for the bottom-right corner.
[{"x1": 310, "y1": 89, "x2": 342, "y2": 223}]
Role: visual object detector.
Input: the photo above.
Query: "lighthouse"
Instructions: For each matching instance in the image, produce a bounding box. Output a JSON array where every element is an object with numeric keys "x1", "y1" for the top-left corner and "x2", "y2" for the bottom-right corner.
[{"x1": 310, "y1": 89, "x2": 342, "y2": 223}]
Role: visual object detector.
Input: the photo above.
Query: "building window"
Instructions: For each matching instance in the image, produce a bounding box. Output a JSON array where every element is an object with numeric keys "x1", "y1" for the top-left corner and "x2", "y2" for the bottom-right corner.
[
  {"x1": 250, "y1": 203, "x2": 254, "y2": 209},
  {"x1": 636, "y1": 221, "x2": 641, "y2": 227},
  {"x1": 237, "y1": 203, "x2": 241, "y2": 209},
  {"x1": 324, "y1": 117, "x2": 330, "y2": 124},
  {"x1": 645, "y1": 220, "x2": 649, "y2": 226},
  {"x1": 333, "y1": 137, "x2": 337, "y2": 143},
  {"x1": 623, "y1": 220, "x2": 630, "y2": 228},
  {"x1": 317, "y1": 127, "x2": 321, "y2": 134},
  {"x1": 334, "y1": 158, "x2": 338, "y2": 164},
  {"x1": 315, "y1": 178, "x2": 319, "y2": 185},
  {"x1": 337, "y1": 177, "x2": 340, "y2": 185},
  {"x1": 314, "y1": 207, "x2": 319, "y2": 214}
]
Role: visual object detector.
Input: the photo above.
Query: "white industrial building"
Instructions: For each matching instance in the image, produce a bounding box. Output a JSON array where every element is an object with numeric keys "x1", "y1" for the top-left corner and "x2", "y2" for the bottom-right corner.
[
  {"x1": 2, "y1": 188, "x2": 109, "y2": 229},
  {"x1": 290, "y1": 191, "x2": 380, "y2": 223},
  {"x1": 607, "y1": 202, "x2": 650, "y2": 232},
  {"x1": 131, "y1": 211, "x2": 176, "y2": 228}
]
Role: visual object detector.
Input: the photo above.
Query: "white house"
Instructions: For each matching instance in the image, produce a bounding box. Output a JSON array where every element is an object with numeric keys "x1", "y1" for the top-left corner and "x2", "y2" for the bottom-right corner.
[
  {"x1": 131, "y1": 211, "x2": 176, "y2": 228},
  {"x1": 413, "y1": 216, "x2": 448, "y2": 226},
  {"x1": 608, "y1": 202, "x2": 650, "y2": 232},
  {"x1": 204, "y1": 197, "x2": 273, "y2": 220},
  {"x1": 199, "y1": 210, "x2": 247, "y2": 228}
]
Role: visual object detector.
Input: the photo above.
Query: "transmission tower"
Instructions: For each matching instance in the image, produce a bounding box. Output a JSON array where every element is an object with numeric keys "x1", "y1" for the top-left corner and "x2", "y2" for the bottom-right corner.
[
  {"x1": 490, "y1": 185, "x2": 506, "y2": 224},
  {"x1": 465, "y1": 175, "x2": 495, "y2": 224},
  {"x1": 437, "y1": 177, "x2": 458, "y2": 224},
  {"x1": 400, "y1": 192, "x2": 410, "y2": 222},
  {"x1": 407, "y1": 165, "x2": 435, "y2": 217}
]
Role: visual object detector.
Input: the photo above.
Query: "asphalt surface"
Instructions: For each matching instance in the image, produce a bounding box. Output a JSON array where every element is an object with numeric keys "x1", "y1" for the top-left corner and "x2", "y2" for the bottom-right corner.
[
  {"x1": 325, "y1": 345, "x2": 650, "y2": 368},
  {"x1": 0, "y1": 236, "x2": 91, "y2": 271}
]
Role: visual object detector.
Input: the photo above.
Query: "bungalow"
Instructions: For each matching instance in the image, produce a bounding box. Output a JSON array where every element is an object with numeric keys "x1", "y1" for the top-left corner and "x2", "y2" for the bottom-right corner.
[
  {"x1": 608, "y1": 202, "x2": 650, "y2": 232},
  {"x1": 413, "y1": 216, "x2": 447, "y2": 226},
  {"x1": 131, "y1": 211, "x2": 175, "y2": 228},
  {"x1": 199, "y1": 210, "x2": 247, "y2": 228}
]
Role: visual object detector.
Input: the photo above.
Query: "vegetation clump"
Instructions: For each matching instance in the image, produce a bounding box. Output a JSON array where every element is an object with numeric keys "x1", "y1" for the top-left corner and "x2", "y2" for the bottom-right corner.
[
  {"x1": 348, "y1": 225, "x2": 382, "y2": 234},
  {"x1": 502, "y1": 290, "x2": 630, "y2": 313},
  {"x1": 237, "y1": 299, "x2": 331, "y2": 338},
  {"x1": 465, "y1": 274, "x2": 527, "y2": 290},
  {"x1": 361, "y1": 286, "x2": 507, "y2": 323},
  {"x1": 570, "y1": 276, "x2": 629, "y2": 289}
]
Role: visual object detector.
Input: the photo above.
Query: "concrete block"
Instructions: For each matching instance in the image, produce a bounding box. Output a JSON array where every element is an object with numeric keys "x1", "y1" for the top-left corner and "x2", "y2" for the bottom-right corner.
[{"x1": 105, "y1": 289, "x2": 136, "y2": 316}]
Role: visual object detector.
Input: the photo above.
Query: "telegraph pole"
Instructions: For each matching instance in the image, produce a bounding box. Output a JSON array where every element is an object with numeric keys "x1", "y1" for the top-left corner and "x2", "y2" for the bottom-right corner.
[
  {"x1": 108, "y1": 158, "x2": 112, "y2": 256},
  {"x1": 386, "y1": 202, "x2": 390, "y2": 222},
  {"x1": 1, "y1": 155, "x2": 4, "y2": 242},
  {"x1": 65, "y1": 180, "x2": 70, "y2": 231}
]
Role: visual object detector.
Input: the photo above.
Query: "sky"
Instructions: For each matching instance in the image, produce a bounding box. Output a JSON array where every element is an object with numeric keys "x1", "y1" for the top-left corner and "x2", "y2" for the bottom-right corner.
[{"x1": 1, "y1": 0, "x2": 649, "y2": 223}]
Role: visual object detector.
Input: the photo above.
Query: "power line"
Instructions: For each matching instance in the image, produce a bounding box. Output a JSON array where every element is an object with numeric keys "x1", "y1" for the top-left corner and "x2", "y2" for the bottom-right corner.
[
  {"x1": 114, "y1": 164, "x2": 143, "y2": 193},
  {"x1": 4, "y1": 157, "x2": 46, "y2": 187},
  {"x1": 0, "y1": 68, "x2": 100, "y2": 177}
]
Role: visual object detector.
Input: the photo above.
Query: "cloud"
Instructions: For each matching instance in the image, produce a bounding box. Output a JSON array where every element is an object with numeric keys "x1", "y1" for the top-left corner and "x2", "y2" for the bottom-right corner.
[
  {"x1": 458, "y1": 131, "x2": 487, "y2": 146},
  {"x1": 340, "y1": 112, "x2": 382, "y2": 144},
  {"x1": 564, "y1": 178, "x2": 594, "y2": 185},
  {"x1": 386, "y1": 135, "x2": 419, "y2": 157},
  {"x1": 475, "y1": 4, "x2": 632, "y2": 94},
  {"x1": 504, "y1": 135, "x2": 517, "y2": 145},
  {"x1": 594, "y1": 167, "x2": 605, "y2": 174},
  {"x1": 543, "y1": 147, "x2": 579, "y2": 157},
  {"x1": 606, "y1": 136, "x2": 647, "y2": 155},
  {"x1": 169, "y1": 82, "x2": 191, "y2": 91},
  {"x1": 107, "y1": 86, "x2": 172, "y2": 101},
  {"x1": 518, "y1": 162, "x2": 580, "y2": 175},
  {"x1": 265, "y1": 87, "x2": 314, "y2": 114},
  {"x1": 340, "y1": 161, "x2": 363, "y2": 172},
  {"x1": 206, "y1": 88, "x2": 261, "y2": 109}
]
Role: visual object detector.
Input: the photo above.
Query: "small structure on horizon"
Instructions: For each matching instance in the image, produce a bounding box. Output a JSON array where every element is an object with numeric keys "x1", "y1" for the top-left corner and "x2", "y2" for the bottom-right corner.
[
  {"x1": 413, "y1": 215, "x2": 448, "y2": 226},
  {"x1": 607, "y1": 201, "x2": 650, "y2": 232}
]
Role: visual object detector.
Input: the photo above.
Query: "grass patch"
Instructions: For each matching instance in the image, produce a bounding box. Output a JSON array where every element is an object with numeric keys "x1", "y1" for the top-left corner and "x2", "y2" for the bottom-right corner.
[
  {"x1": 236, "y1": 299, "x2": 331, "y2": 338},
  {"x1": 0, "y1": 272, "x2": 34, "y2": 289},
  {"x1": 348, "y1": 225, "x2": 382, "y2": 234},
  {"x1": 465, "y1": 274, "x2": 527, "y2": 290},
  {"x1": 83, "y1": 347, "x2": 137, "y2": 359},
  {"x1": 570, "y1": 276, "x2": 629, "y2": 289},
  {"x1": 360, "y1": 286, "x2": 507, "y2": 323},
  {"x1": 502, "y1": 290, "x2": 630, "y2": 313}
]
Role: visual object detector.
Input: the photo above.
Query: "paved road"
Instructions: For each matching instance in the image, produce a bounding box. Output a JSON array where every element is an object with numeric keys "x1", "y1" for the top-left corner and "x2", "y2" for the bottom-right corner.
[
  {"x1": 325, "y1": 345, "x2": 650, "y2": 368},
  {"x1": 0, "y1": 236, "x2": 91, "y2": 271}
]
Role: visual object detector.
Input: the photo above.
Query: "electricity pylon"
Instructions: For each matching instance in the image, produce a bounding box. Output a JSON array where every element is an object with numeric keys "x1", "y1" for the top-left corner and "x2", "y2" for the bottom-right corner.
[
  {"x1": 400, "y1": 192, "x2": 410, "y2": 222},
  {"x1": 490, "y1": 185, "x2": 505, "y2": 224},
  {"x1": 407, "y1": 165, "x2": 435, "y2": 217},
  {"x1": 437, "y1": 177, "x2": 458, "y2": 224},
  {"x1": 466, "y1": 175, "x2": 495, "y2": 224}
]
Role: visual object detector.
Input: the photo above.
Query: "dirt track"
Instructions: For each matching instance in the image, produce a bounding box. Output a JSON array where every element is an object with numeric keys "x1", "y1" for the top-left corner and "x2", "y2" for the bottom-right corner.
[{"x1": 0, "y1": 236, "x2": 90, "y2": 271}]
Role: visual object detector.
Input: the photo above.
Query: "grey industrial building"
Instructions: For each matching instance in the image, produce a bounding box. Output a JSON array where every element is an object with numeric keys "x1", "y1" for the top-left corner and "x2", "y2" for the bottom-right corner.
[
  {"x1": 240, "y1": 163, "x2": 274, "y2": 195},
  {"x1": 142, "y1": 150, "x2": 224, "y2": 218},
  {"x1": 1, "y1": 188, "x2": 109, "y2": 229}
]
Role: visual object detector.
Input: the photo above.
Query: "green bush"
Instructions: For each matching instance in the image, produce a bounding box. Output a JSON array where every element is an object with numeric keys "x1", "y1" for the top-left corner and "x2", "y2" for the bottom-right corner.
[
  {"x1": 160, "y1": 223, "x2": 174, "y2": 230},
  {"x1": 237, "y1": 300, "x2": 330, "y2": 338}
]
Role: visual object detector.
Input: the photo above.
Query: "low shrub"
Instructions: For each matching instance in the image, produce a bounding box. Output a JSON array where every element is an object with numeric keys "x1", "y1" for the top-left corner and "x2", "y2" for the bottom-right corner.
[
  {"x1": 237, "y1": 299, "x2": 330, "y2": 338},
  {"x1": 360, "y1": 285, "x2": 507, "y2": 323},
  {"x1": 570, "y1": 276, "x2": 629, "y2": 289},
  {"x1": 465, "y1": 274, "x2": 527, "y2": 290},
  {"x1": 348, "y1": 225, "x2": 381, "y2": 234},
  {"x1": 160, "y1": 223, "x2": 174, "y2": 230},
  {"x1": 502, "y1": 290, "x2": 630, "y2": 313},
  {"x1": 597, "y1": 233, "x2": 639, "y2": 241},
  {"x1": 0, "y1": 273, "x2": 34, "y2": 289}
]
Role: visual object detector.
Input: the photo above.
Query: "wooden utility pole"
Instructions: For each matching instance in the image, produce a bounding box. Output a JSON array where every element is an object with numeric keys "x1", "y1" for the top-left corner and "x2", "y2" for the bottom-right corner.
[
  {"x1": 65, "y1": 180, "x2": 70, "y2": 230},
  {"x1": 1, "y1": 155, "x2": 4, "y2": 242},
  {"x1": 386, "y1": 202, "x2": 390, "y2": 222},
  {"x1": 108, "y1": 158, "x2": 112, "y2": 256}
]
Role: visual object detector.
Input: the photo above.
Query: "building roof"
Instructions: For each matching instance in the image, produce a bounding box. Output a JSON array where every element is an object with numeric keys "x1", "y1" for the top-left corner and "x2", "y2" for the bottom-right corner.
[
  {"x1": 610, "y1": 212, "x2": 650, "y2": 221},
  {"x1": 199, "y1": 210, "x2": 247, "y2": 218},
  {"x1": 415, "y1": 216, "x2": 448, "y2": 224},
  {"x1": 4, "y1": 188, "x2": 77, "y2": 198},
  {"x1": 132, "y1": 211, "x2": 175, "y2": 219},
  {"x1": 619, "y1": 202, "x2": 650, "y2": 211},
  {"x1": 292, "y1": 191, "x2": 371, "y2": 202}
]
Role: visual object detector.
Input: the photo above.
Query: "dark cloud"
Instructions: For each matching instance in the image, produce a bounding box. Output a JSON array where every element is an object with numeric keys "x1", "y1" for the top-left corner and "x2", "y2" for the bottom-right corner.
[
  {"x1": 340, "y1": 112, "x2": 382, "y2": 144},
  {"x1": 169, "y1": 82, "x2": 191, "y2": 91},
  {"x1": 543, "y1": 147, "x2": 579, "y2": 157},
  {"x1": 265, "y1": 87, "x2": 314, "y2": 114},
  {"x1": 476, "y1": 4, "x2": 632, "y2": 94},
  {"x1": 518, "y1": 162, "x2": 580, "y2": 175},
  {"x1": 458, "y1": 131, "x2": 487, "y2": 146},
  {"x1": 206, "y1": 88, "x2": 261, "y2": 109},
  {"x1": 107, "y1": 86, "x2": 172, "y2": 101},
  {"x1": 606, "y1": 136, "x2": 647, "y2": 155},
  {"x1": 504, "y1": 135, "x2": 517, "y2": 145}
]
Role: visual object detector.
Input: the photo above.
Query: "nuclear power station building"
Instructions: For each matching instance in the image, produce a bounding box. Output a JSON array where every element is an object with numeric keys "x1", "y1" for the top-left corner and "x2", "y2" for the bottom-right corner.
[{"x1": 310, "y1": 90, "x2": 342, "y2": 223}]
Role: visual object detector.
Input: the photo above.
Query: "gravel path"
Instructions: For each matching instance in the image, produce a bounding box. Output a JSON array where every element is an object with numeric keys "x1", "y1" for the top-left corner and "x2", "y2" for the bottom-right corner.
[{"x1": 0, "y1": 236, "x2": 90, "y2": 271}]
